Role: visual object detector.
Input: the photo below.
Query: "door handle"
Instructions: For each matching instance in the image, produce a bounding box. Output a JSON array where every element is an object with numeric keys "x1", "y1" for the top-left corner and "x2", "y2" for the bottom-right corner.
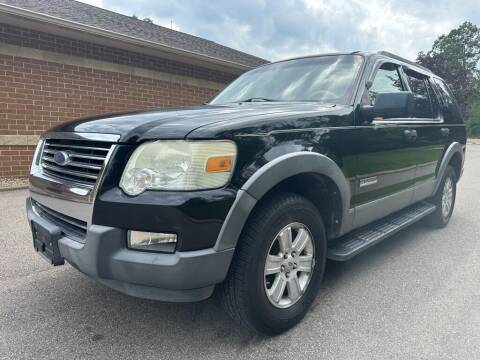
[
  {"x1": 440, "y1": 127, "x2": 450, "y2": 137},
  {"x1": 404, "y1": 129, "x2": 417, "y2": 141}
]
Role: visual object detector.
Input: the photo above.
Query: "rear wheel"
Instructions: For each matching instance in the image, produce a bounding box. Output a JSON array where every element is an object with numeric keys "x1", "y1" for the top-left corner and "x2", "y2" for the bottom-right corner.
[
  {"x1": 217, "y1": 193, "x2": 327, "y2": 335},
  {"x1": 426, "y1": 165, "x2": 457, "y2": 228}
]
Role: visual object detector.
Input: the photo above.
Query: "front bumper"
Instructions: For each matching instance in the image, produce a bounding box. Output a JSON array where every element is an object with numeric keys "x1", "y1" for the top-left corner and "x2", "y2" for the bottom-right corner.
[{"x1": 26, "y1": 197, "x2": 235, "y2": 302}]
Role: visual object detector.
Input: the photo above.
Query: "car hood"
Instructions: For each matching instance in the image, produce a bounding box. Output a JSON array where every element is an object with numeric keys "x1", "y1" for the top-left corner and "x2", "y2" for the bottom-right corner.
[{"x1": 46, "y1": 102, "x2": 344, "y2": 143}]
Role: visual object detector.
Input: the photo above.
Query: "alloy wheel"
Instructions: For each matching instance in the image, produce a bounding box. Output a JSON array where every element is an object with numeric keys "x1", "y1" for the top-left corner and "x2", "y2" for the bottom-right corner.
[
  {"x1": 264, "y1": 222, "x2": 315, "y2": 309},
  {"x1": 441, "y1": 176, "x2": 454, "y2": 219}
]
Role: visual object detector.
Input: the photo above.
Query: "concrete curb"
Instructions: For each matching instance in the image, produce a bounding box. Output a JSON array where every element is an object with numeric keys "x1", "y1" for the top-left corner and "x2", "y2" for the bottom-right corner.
[{"x1": 0, "y1": 186, "x2": 29, "y2": 192}]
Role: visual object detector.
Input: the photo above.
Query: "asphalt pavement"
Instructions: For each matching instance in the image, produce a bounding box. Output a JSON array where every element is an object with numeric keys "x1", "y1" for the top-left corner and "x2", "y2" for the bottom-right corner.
[{"x1": 1, "y1": 147, "x2": 480, "y2": 359}]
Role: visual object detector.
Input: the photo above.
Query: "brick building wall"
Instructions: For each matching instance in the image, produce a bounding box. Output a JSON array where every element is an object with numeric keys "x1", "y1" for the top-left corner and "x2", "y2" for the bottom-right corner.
[
  {"x1": 0, "y1": 145, "x2": 35, "y2": 178},
  {"x1": 0, "y1": 24, "x2": 237, "y2": 179},
  {"x1": 0, "y1": 23, "x2": 234, "y2": 84}
]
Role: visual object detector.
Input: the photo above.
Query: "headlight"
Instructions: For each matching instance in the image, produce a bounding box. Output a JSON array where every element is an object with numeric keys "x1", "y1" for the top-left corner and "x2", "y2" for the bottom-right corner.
[{"x1": 120, "y1": 140, "x2": 237, "y2": 195}]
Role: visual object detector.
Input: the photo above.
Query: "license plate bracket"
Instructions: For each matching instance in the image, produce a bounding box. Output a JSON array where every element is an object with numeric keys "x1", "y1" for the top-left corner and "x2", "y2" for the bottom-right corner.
[{"x1": 31, "y1": 221, "x2": 65, "y2": 266}]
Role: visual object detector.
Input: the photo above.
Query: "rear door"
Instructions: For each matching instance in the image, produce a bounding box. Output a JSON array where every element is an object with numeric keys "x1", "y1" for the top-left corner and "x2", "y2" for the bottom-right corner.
[
  {"x1": 401, "y1": 68, "x2": 445, "y2": 202},
  {"x1": 431, "y1": 77, "x2": 466, "y2": 149}
]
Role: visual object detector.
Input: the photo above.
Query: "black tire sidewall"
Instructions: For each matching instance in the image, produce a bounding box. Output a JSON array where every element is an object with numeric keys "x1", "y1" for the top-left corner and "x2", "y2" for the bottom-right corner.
[
  {"x1": 242, "y1": 195, "x2": 327, "y2": 333},
  {"x1": 439, "y1": 167, "x2": 457, "y2": 224},
  {"x1": 429, "y1": 166, "x2": 457, "y2": 227}
]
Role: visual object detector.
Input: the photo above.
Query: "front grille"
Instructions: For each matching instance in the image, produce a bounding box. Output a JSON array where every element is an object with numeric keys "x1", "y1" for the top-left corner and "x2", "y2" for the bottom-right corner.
[
  {"x1": 33, "y1": 200, "x2": 87, "y2": 243},
  {"x1": 41, "y1": 139, "x2": 112, "y2": 186}
]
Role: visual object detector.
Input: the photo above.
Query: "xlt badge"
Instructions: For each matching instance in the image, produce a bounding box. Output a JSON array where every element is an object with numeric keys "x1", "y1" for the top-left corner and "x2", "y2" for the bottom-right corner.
[{"x1": 359, "y1": 176, "x2": 378, "y2": 188}]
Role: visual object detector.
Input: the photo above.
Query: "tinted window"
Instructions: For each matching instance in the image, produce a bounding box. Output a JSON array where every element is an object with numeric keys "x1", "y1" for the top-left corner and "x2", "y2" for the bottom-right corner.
[
  {"x1": 433, "y1": 78, "x2": 463, "y2": 124},
  {"x1": 368, "y1": 65, "x2": 404, "y2": 105},
  {"x1": 210, "y1": 55, "x2": 363, "y2": 105},
  {"x1": 425, "y1": 78, "x2": 441, "y2": 118},
  {"x1": 434, "y1": 79, "x2": 455, "y2": 106},
  {"x1": 405, "y1": 70, "x2": 433, "y2": 118}
]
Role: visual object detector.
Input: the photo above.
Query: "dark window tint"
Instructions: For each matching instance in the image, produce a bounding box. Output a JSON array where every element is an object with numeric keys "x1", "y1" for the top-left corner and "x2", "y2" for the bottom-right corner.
[
  {"x1": 425, "y1": 79, "x2": 441, "y2": 118},
  {"x1": 405, "y1": 70, "x2": 433, "y2": 118},
  {"x1": 433, "y1": 78, "x2": 462, "y2": 123},
  {"x1": 369, "y1": 64, "x2": 404, "y2": 105},
  {"x1": 434, "y1": 78, "x2": 455, "y2": 106}
]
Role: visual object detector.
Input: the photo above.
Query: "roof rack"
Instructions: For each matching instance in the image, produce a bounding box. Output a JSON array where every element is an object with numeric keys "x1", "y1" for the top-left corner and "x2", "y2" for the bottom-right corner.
[{"x1": 376, "y1": 51, "x2": 431, "y2": 73}]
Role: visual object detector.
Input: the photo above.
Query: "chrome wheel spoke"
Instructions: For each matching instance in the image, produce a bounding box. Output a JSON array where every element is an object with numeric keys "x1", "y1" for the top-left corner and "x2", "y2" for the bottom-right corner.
[
  {"x1": 269, "y1": 275, "x2": 287, "y2": 303},
  {"x1": 264, "y1": 222, "x2": 315, "y2": 309},
  {"x1": 287, "y1": 275, "x2": 302, "y2": 302},
  {"x1": 265, "y1": 255, "x2": 283, "y2": 275},
  {"x1": 297, "y1": 254, "x2": 313, "y2": 272},
  {"x1": 441, "y1": 177, "x2": 454, "y2": 218},
  {"x1": 292, "y1": 228, "x2": 310, "y2": 254},
  {"x1": 278, "y1": 227, "x2": 293, "y2": 253}
]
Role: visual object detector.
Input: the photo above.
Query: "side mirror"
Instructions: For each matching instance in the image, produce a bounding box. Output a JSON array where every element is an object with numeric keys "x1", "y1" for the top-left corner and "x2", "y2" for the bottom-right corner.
[{"x1": 370, "y1": 91, "x2": 413, "y2": 120}]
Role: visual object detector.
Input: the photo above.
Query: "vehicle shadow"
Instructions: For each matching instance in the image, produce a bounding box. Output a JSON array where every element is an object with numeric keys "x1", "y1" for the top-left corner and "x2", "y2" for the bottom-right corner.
[{"x1": 18, "y1": 218, "x2": 456, "y2": 357}]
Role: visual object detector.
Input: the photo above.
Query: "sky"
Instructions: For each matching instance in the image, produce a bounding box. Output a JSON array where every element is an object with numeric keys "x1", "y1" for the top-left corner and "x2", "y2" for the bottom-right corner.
[{"x1": 78, "y1": 0, "x2": 480, "y2": 62}]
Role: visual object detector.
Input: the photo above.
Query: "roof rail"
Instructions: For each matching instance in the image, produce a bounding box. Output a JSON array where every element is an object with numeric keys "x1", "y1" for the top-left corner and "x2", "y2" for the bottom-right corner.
[{"x1": 376, "y1": 51, "x2": 431, "y2": 73}]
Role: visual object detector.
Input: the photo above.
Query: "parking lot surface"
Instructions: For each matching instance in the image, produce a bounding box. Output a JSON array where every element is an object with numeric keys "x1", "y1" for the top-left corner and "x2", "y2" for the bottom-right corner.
[{"x1": 1, "y1": 147, "x2": 480, "y2": 360}]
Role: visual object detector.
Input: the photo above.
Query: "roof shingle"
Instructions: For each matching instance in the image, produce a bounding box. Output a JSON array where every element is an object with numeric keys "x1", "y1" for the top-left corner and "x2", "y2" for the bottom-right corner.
[{"x1": 0, "y1": 0, "x2": 269, "y2": 68}]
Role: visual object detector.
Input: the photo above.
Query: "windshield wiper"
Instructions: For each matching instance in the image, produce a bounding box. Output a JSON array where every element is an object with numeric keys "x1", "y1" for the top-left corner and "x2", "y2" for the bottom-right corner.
[{"x1": 238, "y1": 97, "x2": 278, "y2": 103}]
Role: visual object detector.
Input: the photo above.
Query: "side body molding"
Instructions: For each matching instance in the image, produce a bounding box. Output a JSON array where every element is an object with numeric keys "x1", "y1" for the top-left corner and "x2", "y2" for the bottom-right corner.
[
  {"x1": 214, "y1": 152, "x2": 353, "y2": 251},
  {"x1": 433, "y1": 141, "x2": 464, "y2": 194}
]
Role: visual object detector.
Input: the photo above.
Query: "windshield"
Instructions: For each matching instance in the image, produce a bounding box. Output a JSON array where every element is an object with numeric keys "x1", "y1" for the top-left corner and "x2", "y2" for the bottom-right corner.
[{"x1": 210, "y1": 55, "x2": 363, "y2": 105}]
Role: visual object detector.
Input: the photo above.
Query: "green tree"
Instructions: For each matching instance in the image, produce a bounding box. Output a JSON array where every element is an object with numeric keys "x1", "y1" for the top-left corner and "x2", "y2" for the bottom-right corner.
[
  {"x1": 417, "y1": 21, "x2": 480, "y2": 136},
  {"x1": 430, "y1": 22, "x2": 480, "y2": 74},
  {"x1": 131, "y1": 15, "x2": 154, "y2": 24},
  {"x1": 467, "y1": 97, "x2": 480, "y2": 136}
]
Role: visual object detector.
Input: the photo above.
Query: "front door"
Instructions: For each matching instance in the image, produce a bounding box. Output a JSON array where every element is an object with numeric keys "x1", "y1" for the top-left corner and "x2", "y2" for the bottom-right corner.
[{"x1": 349, "y1": 62, "x2": 417, "y2": 228}]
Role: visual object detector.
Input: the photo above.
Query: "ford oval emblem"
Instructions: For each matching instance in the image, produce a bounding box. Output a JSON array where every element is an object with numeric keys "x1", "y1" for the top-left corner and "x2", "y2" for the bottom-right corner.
[{"x1": 53, "y1": 151, "x2": 72, "y2": 166}]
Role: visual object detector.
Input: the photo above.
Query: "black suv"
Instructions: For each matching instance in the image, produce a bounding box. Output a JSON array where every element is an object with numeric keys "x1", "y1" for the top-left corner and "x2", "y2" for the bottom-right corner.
[{"x1": 27, "y1": 51, "x2": 466, "y2": 334}]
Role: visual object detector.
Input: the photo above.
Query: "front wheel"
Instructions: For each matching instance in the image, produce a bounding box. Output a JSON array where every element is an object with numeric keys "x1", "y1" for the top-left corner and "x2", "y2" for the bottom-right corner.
[
  {"x1": 216, "y1": 193, "x2": 327, "y2": 335},
  {"x1": 426, "y1": 165, "x2": 457, "y2": 228}
]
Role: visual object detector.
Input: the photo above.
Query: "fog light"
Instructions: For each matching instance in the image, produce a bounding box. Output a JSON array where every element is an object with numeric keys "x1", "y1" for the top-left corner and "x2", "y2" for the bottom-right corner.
[{"x1": 128, "y1": 231, "x2": 177, "y2": 253}]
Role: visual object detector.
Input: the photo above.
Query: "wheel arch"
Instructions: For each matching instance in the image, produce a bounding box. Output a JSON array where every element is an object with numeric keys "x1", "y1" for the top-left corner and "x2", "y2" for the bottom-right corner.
[
  {"x1": 434, "y1": 142, "x2": 465, "y2": 195},
  {"x1": 449, "y1": 151, "x2": 463, "y2": 182},
  {"x1": 214, "y1": 152, "x2": 353, "y2": 251}
]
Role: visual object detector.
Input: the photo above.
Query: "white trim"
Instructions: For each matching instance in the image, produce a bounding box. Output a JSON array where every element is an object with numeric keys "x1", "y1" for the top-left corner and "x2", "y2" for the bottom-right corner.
[{"x1": 0, "y1": 135, "x2": 40, "y2": 146}]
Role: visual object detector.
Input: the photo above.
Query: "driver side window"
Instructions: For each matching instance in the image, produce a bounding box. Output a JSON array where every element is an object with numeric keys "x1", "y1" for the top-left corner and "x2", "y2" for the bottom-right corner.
[{"x1": 368, "y1": 64, "x2": 404, "y2": 105}]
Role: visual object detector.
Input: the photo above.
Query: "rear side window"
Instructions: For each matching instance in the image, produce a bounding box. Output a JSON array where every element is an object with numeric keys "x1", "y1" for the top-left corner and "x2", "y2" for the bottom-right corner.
[
  {"x1": 404, "y1": 70, "x2": 433, "y2": 119},
  {"x1": 368, "y1": 64, "x2": 404, "y2": 105},
  {"x1": 425, "y1": 78, "x2": 441, "y2": 119},
  {"x1": 434, "y1": 79, "x2": 455, "y2": 106},
  {"x1": 433, "y1": 78, "x2": 463, "y2": 123}
]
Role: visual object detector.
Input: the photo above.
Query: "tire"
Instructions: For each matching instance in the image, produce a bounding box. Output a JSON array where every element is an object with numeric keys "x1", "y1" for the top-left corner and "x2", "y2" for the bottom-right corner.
[
  {"x1": 216, "y1": 193, "x2": 327, "y2": 335},
  {"x1": 426, "y1": 165, "x2": 457, "y2": 228}
]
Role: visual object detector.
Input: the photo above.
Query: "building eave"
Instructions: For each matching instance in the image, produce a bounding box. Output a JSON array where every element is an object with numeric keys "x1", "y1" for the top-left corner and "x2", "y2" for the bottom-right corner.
[{"x1": 0, "y1": 2, "x2": 255, "y2": 74}]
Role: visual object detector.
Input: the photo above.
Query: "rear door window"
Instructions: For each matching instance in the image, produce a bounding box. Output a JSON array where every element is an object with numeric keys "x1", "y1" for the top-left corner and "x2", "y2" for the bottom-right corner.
[
  {"x1": 433, "y1": 78, "x2": 462, "y2": 123},
  {"x1": 434, "y1": 78, "x2": 455, "y2": 106},
  {"x1": 425, "y1": 78, "x2": 441, "y2": 119},
  {"x1": 404, "y1": 70, "x2": 433, "y2": 119}
]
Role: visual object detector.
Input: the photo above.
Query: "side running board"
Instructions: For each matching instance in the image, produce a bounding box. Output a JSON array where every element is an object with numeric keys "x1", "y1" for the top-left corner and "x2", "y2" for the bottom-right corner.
[{"x1": 327, "y1": 201, "x2": 436, "y2": 261}]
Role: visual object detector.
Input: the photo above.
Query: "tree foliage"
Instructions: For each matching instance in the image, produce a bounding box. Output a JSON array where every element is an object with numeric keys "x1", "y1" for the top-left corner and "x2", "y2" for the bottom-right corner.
[
  {"x1": 416, "y1": 22, "x2": 480, "y2": 136},
  {"x1": 131, "y1": 15, "x2": 154, "y2": 24},
  {"x1": 430, "y1": 22, "x2": 480, "y2": 74},
  {"x1": 467, "y1": 98, "x2": 480, "y2": 136}
]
